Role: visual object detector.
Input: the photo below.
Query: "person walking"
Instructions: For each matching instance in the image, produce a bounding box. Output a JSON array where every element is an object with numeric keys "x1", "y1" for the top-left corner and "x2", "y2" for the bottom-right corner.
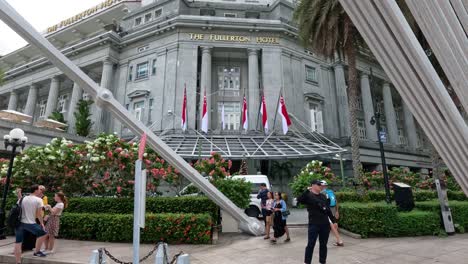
[
  {"x1": 14, "y1": 184, "x2": 48, "y2": 264},
  {"x1": 297, "y1": 180, "x2": 337, "y2": 264},
  {"x1": 320, "y1": 180, "x2": 344, "y2": 246},
  {"x1": 271, "y1": 192, "x2": 291, "y2": 243},
  {"x1": 263, "y1": 191, "x2": 274, "y2": 239},
  {"x1": 257, "y1": 183, "x2": 269, "y2": 224},
  {"x1": 44, "y1": 192, "x2": 68, "y2": 254}
]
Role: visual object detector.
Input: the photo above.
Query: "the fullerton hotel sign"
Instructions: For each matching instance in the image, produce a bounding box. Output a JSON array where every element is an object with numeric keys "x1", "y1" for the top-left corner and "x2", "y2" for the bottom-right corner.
[{"x1": 189, "y1": 33, "x2": 280, "y2": 44}]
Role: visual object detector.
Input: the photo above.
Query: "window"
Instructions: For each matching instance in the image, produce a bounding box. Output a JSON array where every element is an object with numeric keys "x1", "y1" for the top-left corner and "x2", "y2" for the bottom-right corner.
[
  {"x1": 395, "y1": 106, "x2": 403, "y2": 121},
  {"x1": 39, "y1": 100, "x2": 47, "y2": 118},
  {"x1": 200, "y1": 9, "x2": 215, "y2": 16},
  {"x1": 218, "y1": 102, "x2": 241, "y2": 130},
  {"x1": 375, "y1": 99, "x2": 384, "y2": 114},
  {"x1": 218, "y1": 66, "x2": 240, "y2": 96},
  {"x1": 144, "y1": 13, "x2": 152, "y2": 23},
  {"x1": 136, "y1": 62, "x2": 149, "y2": 80},
  {"x1": 57, "y1": 94, "x2": 69, "y2": 113},
  {"x1": 398, "y1": 128, "x2": 407, "y2": 145},
  {"x1": 305, "y1": 66, "x2": 317, "y2": 82},
  {"x1": 155, "y1": 9, "x2": 162, "y2": 18},
  {"x1": 134, "y1": 17, "x2": 142, "y2": 26},
  {"x1": 128, "y1": 66, "x2": 133, "y2": 81},
  {"x1": 133, "y1": 101, "x2": 145, "y2": 121},
  {"x1": 152, "y1": 59, "x2": 157, "y2": 75},
  {"x1": 309, "y1": 103, "x2": 324, "y2": 133},
  {"x1": 148, "y1": 99, "x2": 154, "y2": 123},
  {"x1": 224, "y1": 13, "x2": 237, "y2": 18},
  {"x1": 358, "y1": 120, "x2": 367, "y2": 140},
  {"x1": 245, "y1": 11, "x2": 260, "y2": 19},
  {"x1": 356, "y1": 97, "x2": 363, "y2": 110}
]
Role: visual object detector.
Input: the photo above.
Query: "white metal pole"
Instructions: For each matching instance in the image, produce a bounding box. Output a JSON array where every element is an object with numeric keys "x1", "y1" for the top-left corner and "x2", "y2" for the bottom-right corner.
[{"x1": 133, "y1": 160, "x2": 142, "y2": 264}]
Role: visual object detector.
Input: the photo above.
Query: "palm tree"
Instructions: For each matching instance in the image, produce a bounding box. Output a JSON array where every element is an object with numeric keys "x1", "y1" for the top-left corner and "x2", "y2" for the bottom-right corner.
[{"x1": 294, "y1": 0, "x2": 363, "y2": 178}]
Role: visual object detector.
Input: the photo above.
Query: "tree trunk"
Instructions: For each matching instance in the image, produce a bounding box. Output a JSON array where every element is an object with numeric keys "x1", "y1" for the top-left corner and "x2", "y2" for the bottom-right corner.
[{"x1": 344, "y1": 39, "x2": 362, "y2": 179}]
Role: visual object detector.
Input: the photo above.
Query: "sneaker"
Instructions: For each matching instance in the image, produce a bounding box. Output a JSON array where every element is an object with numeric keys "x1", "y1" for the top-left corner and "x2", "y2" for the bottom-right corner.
[
  {"x1": 44, "y1": 250, "x2": 54, "y2": 255},
  {"x1": 33, "y1": 251, "x2": 47, "y2": 257},
  {"x1": 285, "y1": 238, "x2": 291, "y2": 242}
]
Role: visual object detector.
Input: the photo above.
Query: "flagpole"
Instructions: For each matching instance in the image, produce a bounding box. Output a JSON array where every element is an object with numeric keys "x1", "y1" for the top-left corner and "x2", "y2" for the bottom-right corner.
[
  {"x1": 255, "y1": 86, "x2": 262, "y2": 132},
  {"x1": 272, "y1": 90, "x2": 282, "y2": 131}
]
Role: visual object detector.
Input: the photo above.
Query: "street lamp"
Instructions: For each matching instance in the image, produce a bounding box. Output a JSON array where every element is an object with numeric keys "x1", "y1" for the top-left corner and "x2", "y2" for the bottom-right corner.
[
  {"x1": 370, "y1": 113, "x2": 391, "y2": 204},
  {"x1": 333, "y1": 152, "x2": 347, "y2": 188},
  {"x1": 0, "y1": 128, "x2": 27, "y2": 239}
]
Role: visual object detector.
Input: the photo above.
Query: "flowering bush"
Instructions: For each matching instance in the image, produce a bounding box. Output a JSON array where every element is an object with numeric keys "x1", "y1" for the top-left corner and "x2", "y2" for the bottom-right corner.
[
  {"x1": 290, "y1": 160, "x2": 339, "y2": 196},
  {"x1": 190, "y1": 152, "x2": 250, "y2": 208},
  {"x1": 193, "y1": 152, "x2": 231, "y2": 180},
  {"x1": 0, "y1": 134, "x2": 178, "y2": 196},
  {"x1": 361, "y1": 168, "x2": 433, "y2": 190}
]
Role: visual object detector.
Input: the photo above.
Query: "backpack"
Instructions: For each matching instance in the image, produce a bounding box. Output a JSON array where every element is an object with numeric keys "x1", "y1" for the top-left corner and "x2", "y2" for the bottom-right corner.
[
  {"x1": 324, "y1": 189, "x2": 337, "y2": 207},
  {"x1": 8, "y1": 197, "x2": 24, "y2": 229}
]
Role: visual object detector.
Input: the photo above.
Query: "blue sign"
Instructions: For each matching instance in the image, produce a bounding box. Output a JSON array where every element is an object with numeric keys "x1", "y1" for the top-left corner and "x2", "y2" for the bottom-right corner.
[{"x1": 379, "y1": 131, "x2": 387, "y2": 143}]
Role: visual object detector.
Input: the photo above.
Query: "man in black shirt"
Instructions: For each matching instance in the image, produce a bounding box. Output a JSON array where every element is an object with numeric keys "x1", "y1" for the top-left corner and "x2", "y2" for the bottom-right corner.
[{"x1": 297, "y1": 180, "x2": 336, "y2": 264}]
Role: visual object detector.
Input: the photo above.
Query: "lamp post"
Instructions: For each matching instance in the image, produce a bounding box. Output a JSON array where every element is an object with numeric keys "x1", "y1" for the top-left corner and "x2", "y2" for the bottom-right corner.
[
  {"x1": 333, "y1": 152, "x2": 347, "y2": 189},
  {"x1": 0, "y1": 128, "x2": 27, "y2": 239},
  {"x1": 370, "y1": 113, "x2": 391, "y2": 204}
]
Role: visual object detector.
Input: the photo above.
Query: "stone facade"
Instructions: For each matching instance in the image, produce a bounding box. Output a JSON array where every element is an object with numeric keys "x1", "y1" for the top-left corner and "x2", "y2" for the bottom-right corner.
[{"x1": 0, "y1": 0, "x2": 432, "y2": 175}]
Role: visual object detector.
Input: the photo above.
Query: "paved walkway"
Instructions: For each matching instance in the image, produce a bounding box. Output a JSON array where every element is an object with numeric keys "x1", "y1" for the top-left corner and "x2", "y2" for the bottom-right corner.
[{"x1": 0, "y1": 228, "x2": 467, "y2": 264}]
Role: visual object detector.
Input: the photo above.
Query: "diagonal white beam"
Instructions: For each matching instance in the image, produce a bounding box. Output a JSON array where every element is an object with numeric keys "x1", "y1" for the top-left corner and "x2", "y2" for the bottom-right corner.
[
  {"x1": 0, "y1": 0, "x2": 263, "y2": 236},
  {"x1": 339, "y1": 0, "x2": 468, "y2": 194},
  {"x1": 406, "y1": 0, "x2": 468, "y2": 112},
  {"x1": 449, "y1": 0, "x2": 468, "y2": 33}
]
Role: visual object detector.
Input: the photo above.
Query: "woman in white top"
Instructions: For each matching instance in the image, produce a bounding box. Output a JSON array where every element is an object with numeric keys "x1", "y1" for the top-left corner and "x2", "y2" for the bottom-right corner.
[
  {"x1": 44, "y1": 192, "x2": 68, "y2": 254},
  {"x1": 264, "y1": 191, "x2": 274, "y2": 239}
]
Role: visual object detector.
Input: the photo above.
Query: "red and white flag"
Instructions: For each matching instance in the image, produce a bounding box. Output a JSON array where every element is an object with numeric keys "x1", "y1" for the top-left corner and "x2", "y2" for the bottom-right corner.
[
  {"x1": 201, "y1": 91, "x2": 208, "y2": 133},
  {"x1": 260, "y1": 94, "x2": 269, "y2": 134},
  {"x1": 138, "y1": 133, "x2": 147, "y2": 160},
  {"x1": 242, "y1": 96, "x2": 248, "y2": 130},
  {"x1": 278, "y1": 95, "x2": 292, "y2": 135},
  {"x1": 181, "y1": 85, "x2": 187, "y2": 131}
]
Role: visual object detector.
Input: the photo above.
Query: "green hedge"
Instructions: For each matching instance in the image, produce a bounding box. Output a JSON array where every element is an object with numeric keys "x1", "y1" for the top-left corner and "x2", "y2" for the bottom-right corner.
[
  {"x1": 59, "y1": 213, "x2": 212, "y2": 244},
  {"x1": 335, "y1": 190, "x2": 467, "y2": 203},
  {"x1": 416, "y1": 200, "x2": 468, "y2": 230},
  {"x1": 339, "y1": 202, "x2": 440, "y2": 238}
]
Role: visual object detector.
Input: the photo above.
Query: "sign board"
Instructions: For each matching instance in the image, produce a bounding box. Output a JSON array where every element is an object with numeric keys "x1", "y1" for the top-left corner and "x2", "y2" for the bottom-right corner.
[{"x1": 379, "y1": 131, "x2": 387, "y2": 143}]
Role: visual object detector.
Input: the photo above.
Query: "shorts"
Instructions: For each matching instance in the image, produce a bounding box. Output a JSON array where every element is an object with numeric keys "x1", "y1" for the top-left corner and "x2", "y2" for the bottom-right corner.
[
  {"x1": 15, "y1": 223, "x2": 47, "y2": 243},
  {"x1": 329, "y1": 206, "x2": 337, "y2": 224}
]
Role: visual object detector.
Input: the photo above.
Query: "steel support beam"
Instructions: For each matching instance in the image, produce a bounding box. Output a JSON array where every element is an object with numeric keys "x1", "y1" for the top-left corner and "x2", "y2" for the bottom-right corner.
[
  {"x1": 0, "y1": 0, "x2": 263, "y2": 236},
  {"x1": 339, "y1": 0, "x2": 468, "y2": 194}
]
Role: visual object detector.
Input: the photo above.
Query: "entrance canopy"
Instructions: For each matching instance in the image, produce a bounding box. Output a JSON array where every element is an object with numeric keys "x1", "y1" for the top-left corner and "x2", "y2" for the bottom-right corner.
[{"x1": 160, "y1": 132, "x2": 345, "y2": 160}]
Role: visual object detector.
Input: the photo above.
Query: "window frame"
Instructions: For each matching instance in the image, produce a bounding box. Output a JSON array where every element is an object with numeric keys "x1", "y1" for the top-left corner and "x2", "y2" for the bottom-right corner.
[
  {"x1": 218, "y1": 102, "x2": 241, "y2": 130},
  {"x1": 134, "y1": 17, "x2": 142, "y2": 27},
  {"x1": 309, "y1": 102, "x2": 324, "y2": 133},
  {"x1": 133, "y1": 100, "x2": 145, "y2": 121},
  {"x1": 155, "y1": 8, "x2": 163, "y2": 18},
  {"x1": 135, "y1": 62, "x2": 149, "y2": 80},
  {"x1": 57, "y1": 94, "x2": 69, "y2": 114},
  {"x1": 128, "y1": 65, "x2": 133, "y2": 81},
  {"x1": 144, "y1": 12, "x2": 152, "y2": 23},
  {"x1": 305, "y1": 65, "x2": 318, "y2": 83},
  {"x1": 152, "y1": 59, "x2": 157, "y2": 75},
  {"x1": 38, "y1": 99, "x2": 47, "y2": 118}
]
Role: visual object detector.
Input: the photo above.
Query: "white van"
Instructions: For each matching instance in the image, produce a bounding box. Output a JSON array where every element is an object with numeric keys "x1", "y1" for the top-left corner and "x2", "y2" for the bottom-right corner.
[{"x1": 232, "y1": 175, "x2": 272, "y2": 218}]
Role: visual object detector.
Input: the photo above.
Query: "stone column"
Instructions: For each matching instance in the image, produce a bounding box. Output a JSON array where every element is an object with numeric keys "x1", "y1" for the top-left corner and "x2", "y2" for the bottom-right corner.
[
  {"x1": 334, "y1": 64, "x2": 350, "y2": 137},
  {"x1": 94, "y1": 58, "x2": 114, "y2": 134},
  {"x1": 403, "y1": 101, "x2": 418, "y2": 149},
  {"x1": 360, "y1": 73, "x2": 377, "y2": 141},
  {"x1": 7, "y1": 90, "x2": 18, "y2": 111},
  {"x1": 45, "y1": 76, "x2": 60, "y2": 118},
  {"x1": 24, "y1": 84, "x2": 39, "y2": 116},
  {"x1": 112, "y1": 63, "x2": 129, "y2": 135},
  {"x1": 382, "y1": 82, "x2": 399, "y2": 145},
  {"x1": 248, "y1": 48, "x2": 260, "y2": 130},
  {"x1": 199, "y1": 46, "x2": 212, "y2": 129},
  {"x1": 67, "y1": 82, "x2": 83, "y2": 134}
]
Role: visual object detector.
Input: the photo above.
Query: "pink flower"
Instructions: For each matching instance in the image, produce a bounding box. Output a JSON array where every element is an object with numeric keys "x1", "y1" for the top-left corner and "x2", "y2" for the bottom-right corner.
[
  {"x1": 92, "y1": 183, "x2": 98, "y2": 188},
  {"x1": 228, "y1": 160, "x2": 232, "y2": 169},
  {"x1": 209, "y1": 170, "x2": 215, "y2": 176},
  {"x1": 117, "y1": 186, "x2": 122, "y2": 193},
  {"x1": 128, "y1": 180, "x2": 135, "y2": 185},
  {"x1": 210, "y1": 152, "x2": 217, "y2": 156},
  {"x1": 104, "y1": 171, "x2": 110, "y2": 180},
  {"x1": 209, "y1": 158, "x2": 215, "y2": 164},
  {"x1": 144, "y1": 159, "x2": 151, "y2": 166},
  {"x1": 115, "y1": 147, "x2": 123, "y2": 153},
  {"x1": 107, "y1": 151, "x2": 113, "y2": 159}
]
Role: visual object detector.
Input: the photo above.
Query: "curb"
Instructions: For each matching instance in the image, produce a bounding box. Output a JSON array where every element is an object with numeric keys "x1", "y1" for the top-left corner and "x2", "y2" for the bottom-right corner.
[
  {"x1": 338, "y1": 228, "x2": 362, "y2": 239},
  {"x1": 0, "y1": 254, "x2": 82, "y2": 264}
]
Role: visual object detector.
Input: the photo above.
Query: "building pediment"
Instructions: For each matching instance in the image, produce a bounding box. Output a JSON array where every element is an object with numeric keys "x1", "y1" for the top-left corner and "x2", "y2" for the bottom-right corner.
[
  {"x1": 304, "y1": 92, "x2": 324, "y2": 102},
  {"x1": 127, "y1": 89, "x2": 150, "y2": 99}
]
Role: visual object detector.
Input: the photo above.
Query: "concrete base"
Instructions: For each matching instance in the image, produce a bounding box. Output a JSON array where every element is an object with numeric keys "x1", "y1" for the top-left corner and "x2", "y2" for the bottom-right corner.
[{"x1": 220, "y1": 209, "x2": 240, "y2": 233}]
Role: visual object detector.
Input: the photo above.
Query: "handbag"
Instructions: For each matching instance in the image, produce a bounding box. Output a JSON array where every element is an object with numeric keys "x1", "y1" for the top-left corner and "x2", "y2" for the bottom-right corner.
[
  {"x1": 282, "y1": 210, "x2": 291, "y2": 217},
  {"x1": 8, "y1": 197, "x2": 24, "y2": 229}
]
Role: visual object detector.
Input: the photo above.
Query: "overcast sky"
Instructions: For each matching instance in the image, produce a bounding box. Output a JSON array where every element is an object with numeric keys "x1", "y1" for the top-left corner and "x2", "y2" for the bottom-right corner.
[{"x1": 0, "y1": 0, "x2": 103, "y2": 55}]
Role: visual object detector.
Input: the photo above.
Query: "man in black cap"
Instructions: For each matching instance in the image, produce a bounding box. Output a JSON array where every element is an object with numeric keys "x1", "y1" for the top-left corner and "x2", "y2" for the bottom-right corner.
[{"x1": 297, "y1": 180, "x2": 337, "y2": 264}]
